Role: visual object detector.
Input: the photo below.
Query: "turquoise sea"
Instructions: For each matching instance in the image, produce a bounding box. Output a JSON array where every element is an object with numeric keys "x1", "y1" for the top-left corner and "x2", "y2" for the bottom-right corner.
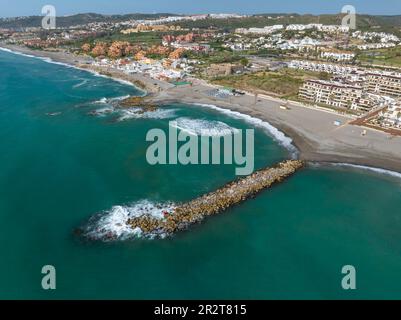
[{"x1": 0, "y1": 49, "x2": 401, "y2": 299}]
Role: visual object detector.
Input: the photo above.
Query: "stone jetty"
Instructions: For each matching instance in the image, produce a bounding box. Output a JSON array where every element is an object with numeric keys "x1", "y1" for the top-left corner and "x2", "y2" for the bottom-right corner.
[{"x1": 127, "y1": 160, "x2": 304, "y2": 238}]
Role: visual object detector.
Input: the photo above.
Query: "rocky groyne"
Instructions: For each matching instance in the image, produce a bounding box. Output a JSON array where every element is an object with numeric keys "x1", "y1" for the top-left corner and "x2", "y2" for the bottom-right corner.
[
  {"x1": 126, "y1": 160, "x2": 304, "y2": 238},
  {"x1": 119, "y1": 96, "x2": 158, "y2": 113}
]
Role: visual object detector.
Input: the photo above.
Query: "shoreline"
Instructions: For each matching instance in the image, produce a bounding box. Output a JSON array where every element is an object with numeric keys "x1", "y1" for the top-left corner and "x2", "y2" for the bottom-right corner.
[{"x1": 2, "y1": 43, "x2": 401, "y2": 174}]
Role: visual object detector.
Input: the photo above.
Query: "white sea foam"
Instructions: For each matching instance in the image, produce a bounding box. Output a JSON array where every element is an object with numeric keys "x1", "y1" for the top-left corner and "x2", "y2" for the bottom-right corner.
[
  {"x1": 92, "y1": 106, "x2": 115, "y2": 116},
  {"x1": 0, "y1": 47, "x2": 146, "y2": 93},
  {"x1": 83, "y1": 200, "x2": 176, "y2": 241},
  {"x1": 118, "y1": 108, "x2": 177, "y2": 121},
  {"x1": 91, "y1": 95, "x2": 130, "y2": 105},
  {"x1": 0, "y1": 47, "x2": 37, "y2": 59},
  {"x1": 172, "y1": 117, "x2": 240, "y2": 136},
  {"x1": 73, "y1": 79, "x2": 89, "y2": 88},
  {"x1": 0, "y1": 47, "x2": 78, "y2": 69},
  {"x1": 192, "y1": 103, "x2": 298, "y2": 157},
  {"x1": 88, "y1": 101, "x2": 177, "y2": 120},
  {"x1": 95, "y1": 97, "x2": 108, "y2": 104},
  {"x1": 329, "y1": 163, "x2": 401, "y2": 180}
]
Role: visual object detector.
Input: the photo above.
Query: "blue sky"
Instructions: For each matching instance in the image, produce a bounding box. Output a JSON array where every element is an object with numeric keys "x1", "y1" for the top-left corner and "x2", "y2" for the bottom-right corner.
[{"x1": 0, "y1": 0, "x2": 400, "y2": 17}]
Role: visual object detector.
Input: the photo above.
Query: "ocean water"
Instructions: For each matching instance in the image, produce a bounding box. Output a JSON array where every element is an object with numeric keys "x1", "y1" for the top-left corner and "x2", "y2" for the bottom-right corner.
[{"x1": 0, "y1": 49, "x2": 401, "y2": 299}]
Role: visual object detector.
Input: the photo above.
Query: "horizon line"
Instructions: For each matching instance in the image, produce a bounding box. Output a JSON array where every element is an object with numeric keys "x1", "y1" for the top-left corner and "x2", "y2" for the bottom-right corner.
[{"x1": 1, "y1": 11, "x2": 400, "y2": 19}]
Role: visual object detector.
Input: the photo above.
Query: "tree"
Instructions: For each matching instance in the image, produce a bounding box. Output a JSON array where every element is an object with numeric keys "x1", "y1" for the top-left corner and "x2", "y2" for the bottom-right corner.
[
  {"x1": 91, "y1": 42, "x2": 108, "y2": 57},
  {"x1": 240, "y1": 57, "x2": 249, "y2": 67},
  {"x1": 318, "y1": 71, "x2": 331, "y2": 80},
  {"x1": 81, "y1": 43, "x2": 91, "y2": 53}
]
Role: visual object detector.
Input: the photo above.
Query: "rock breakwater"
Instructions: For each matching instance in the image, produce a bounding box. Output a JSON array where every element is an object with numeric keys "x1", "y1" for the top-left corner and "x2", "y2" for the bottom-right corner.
[{"x1": 126, "y1": 160, "x2": 304, "y2": 238}]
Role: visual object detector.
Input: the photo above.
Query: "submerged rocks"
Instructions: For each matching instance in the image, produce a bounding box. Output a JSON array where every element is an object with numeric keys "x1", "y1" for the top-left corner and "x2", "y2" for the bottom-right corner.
[
  {"x1": 119, "y1": 96, "x2": 144, "y2": 107},
  {"x1": 119, "y1": 96, "x2": 158, "y2": 113},
  {"x1": 127, "y1": 160, "x2": 305, "y2": 238}
]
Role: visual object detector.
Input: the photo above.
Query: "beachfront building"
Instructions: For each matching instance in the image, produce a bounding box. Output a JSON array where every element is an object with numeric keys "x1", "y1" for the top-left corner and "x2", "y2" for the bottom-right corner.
[
  {"x1": 91, "y1": 57, "x2": 186, "y2": 81},
  {"x1": 378, "y1": 102, "x2": 401, "y2": 128},
  {"x1": 365, "y1": 72, "x2": 401, "y2": 98},
  {"x1": 299, "y1": 79, "x2": 374, "y2": 111}
]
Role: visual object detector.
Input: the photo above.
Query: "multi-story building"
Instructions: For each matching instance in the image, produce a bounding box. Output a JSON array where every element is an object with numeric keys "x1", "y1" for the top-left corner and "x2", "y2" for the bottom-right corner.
[
  {"x1": 288, "y1": 60, "x2": 359, "y2": 76},
  {"x1": 299, "y1": 80, "x2": 373, "y2": 111},
  {"x1": 379, "y1": 102, "x2": 401, "y2": 128},
  {"x1": 285, "y1": 24, "x2": 349, "y2": 33},
  {"x1": 320, "y1": 50, "x2": 355, "y2": 62},
  {"x1": 235, "y1": 25, "x2": 284, "y2": 35},
  {"x1": 365, "y1": 72, "x2": 401, "y2": 98}
]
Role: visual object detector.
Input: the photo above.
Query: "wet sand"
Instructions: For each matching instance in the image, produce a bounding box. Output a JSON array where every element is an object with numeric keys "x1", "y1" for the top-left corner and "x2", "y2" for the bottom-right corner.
[{"x1": 2, "y1": 43, "x2": 401, "y2": 173}]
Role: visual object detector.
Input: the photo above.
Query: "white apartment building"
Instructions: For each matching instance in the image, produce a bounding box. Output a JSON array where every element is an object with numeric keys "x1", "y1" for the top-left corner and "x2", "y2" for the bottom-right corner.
[
  {"x1": 299, "y1": 79, "x2": 373, "y2": 111},
  {"x1": 288, "y1": 60, "x2": 358, "y2": 75},
  {"x1": 321, "y1": 51, "x2": 355, "y2": 61},
  {"x1": 285, "y1": 24, "x2": 349, "y2": 33},
  {"x1": 366, "y1": 72, "x2": 401, "y2": 98},
  {"x1": 235, "y1": 25, "x2": 284, "y2": 35},
  {"x1": 379, "y1": 102, "x2": 401, "y2": 128}
]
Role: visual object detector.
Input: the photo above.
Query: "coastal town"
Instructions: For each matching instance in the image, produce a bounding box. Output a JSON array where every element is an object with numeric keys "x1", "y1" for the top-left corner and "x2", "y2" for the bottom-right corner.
[{"x1": 3, "y1": 12, "x2": 400, "y2": 133}]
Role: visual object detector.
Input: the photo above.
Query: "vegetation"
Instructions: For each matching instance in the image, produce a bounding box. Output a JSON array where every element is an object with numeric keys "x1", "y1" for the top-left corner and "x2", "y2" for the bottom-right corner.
[
  {"x1": 211, "y1": 68, "x2": 325, "y2": 98},
  {"x1": 170, "y1": 14, "x2": 401, "y2": 32},
  {"x1": 0, "y1": 13, "x2": 179, "y2": 29},
  {"x1": 3, "y1": 13, "x2": 401, "y2": 31},
  {"x1": 357, "y1": 47, "x2": 401, "y2": 68},
  {"x1": 186, "y1": 50, "x2": 244, "y2": 65},
  {"x1": 69, "y1": 31, "x2": 164, "y2": 49}
]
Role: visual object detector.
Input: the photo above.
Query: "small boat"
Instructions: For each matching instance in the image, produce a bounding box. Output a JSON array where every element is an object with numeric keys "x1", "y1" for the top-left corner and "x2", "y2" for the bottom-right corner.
[{"x1": 46, "y1": 112, "x2": 61, "y2": 117}]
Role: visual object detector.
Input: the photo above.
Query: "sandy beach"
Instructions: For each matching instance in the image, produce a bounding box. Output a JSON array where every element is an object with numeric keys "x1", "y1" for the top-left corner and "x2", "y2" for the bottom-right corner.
[{"x1": 2, "y1": 43, "x2": 401, "y2": 173}]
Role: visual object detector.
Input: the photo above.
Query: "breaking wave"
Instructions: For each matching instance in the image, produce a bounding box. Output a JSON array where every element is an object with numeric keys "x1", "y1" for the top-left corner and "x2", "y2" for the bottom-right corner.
[
  {"x1": 91, "y1": 106, "x2": 115, "y2": 116},
  {"x1": 192, "y1": 103, "x2": 298, "y2": 157},
  {"x1": 329, "y1": 163, "x2": 401, "y2": 180},
  {"x1": 89, "y1": 106, "x2": 177, "y2": 120},
  {"x1": 81, "y1": 200, "x2": 176, "y2": 241},
  {"x1": 92, "y1": 95, "x2": 130, "y2": 105},
  {"x1": 73, "y1": 79, "x2": 89, "y2": 88},
  {"x1": 118, "y1": 108, "x2": 177, "y2": 121},
  {"x1": 95, "y1": 97, "x2": 108, "y2": 104},
  {"x1": 85, "y1": 96, "x2": 177, "y2": 120},
  {"x1": 0, "y1": 47, "x2": 78, "y2": 69},
  {"x1": 171, "y1": 117, "x2": 239, "y2": 136}
]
